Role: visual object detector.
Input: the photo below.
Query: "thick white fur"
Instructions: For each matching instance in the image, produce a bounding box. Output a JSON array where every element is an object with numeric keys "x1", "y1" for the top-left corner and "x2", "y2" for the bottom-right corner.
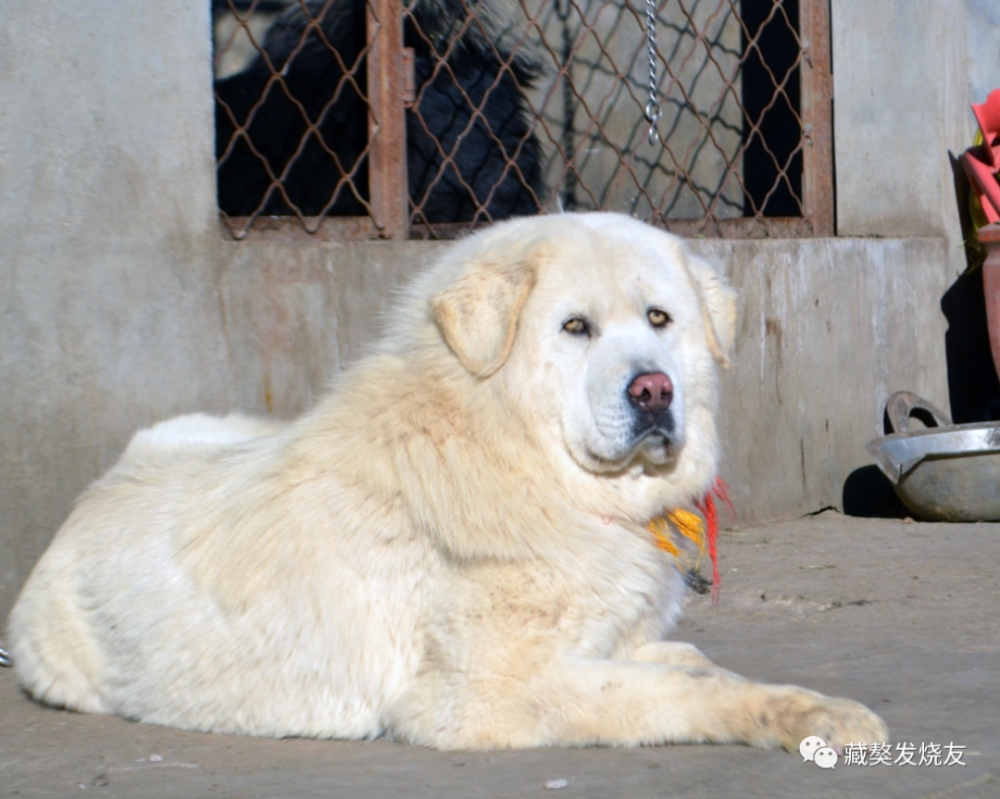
[{"x1": 7, "y1": 213, "x2": 887, "y2": 750}]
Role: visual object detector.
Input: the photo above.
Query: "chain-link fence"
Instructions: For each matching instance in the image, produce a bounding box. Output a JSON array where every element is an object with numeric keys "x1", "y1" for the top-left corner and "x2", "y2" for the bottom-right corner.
[{"x1": 213, "y1": 0, "x2": 832, "y2": 239}]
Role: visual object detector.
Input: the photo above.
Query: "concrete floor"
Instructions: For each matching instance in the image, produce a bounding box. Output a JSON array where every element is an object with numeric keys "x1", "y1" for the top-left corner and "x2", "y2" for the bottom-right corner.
[{"x1": 1, "y1": 513, "x2": 998, "y2": 798}]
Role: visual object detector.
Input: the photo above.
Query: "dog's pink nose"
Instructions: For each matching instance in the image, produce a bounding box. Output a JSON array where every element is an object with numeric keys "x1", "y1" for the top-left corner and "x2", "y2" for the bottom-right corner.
[{"x1": 628, "y1": 372, "x2": 673, "y2": 412}]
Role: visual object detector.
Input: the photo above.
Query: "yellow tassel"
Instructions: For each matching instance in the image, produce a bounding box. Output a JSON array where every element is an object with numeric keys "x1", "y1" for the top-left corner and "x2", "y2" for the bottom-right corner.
[
  {"x1": 648, "y1": 509, "x2": 707, "y2": 569},
  {"x1": 648, "y1": 516, "x2": 681, "y2": 557}
]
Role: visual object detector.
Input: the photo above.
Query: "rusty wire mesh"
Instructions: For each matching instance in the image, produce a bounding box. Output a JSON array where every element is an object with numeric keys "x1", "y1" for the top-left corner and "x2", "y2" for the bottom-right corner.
[{"x1": 213, "y1": 0, "x2": 831, "y2": 239}]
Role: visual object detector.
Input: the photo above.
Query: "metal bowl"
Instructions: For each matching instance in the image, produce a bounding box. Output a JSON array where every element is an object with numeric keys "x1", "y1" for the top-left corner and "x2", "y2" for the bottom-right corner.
[{"x1": 867, "y1": 393, "x2": 1000, "y2": 522}]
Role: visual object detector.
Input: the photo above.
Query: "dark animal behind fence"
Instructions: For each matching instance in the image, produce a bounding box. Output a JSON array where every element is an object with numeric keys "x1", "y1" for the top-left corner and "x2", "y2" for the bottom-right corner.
[{"x1": 215, "y1": 0, "x2": 544, "y2": 225}]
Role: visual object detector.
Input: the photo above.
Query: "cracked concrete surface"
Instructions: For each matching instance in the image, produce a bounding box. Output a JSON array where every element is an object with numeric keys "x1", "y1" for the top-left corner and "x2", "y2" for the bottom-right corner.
[{"x1": 2, "y1": 514, "x2": 997, "y2": 798}]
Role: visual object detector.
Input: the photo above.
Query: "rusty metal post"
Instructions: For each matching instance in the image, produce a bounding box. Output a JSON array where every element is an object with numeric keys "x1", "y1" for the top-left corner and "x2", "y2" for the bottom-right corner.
[
  {"x1": 799, "y1": 0, "x2": 835, "y2": 236},
  {"x1": 366, "y1": 0, "x2": 408, "y2": 239}
]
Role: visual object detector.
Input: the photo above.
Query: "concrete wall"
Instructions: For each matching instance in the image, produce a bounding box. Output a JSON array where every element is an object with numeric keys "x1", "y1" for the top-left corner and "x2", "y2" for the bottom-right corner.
[
  {"x1": 0, "y1": 2, "x2": 231, "y2": 620},
  {"x1": 831, "y1": 0, "x2": 982, "y2": 277},
  {"x1": 219, "y1": 239, "x2": 448, "y2": 416},
  {"x1": 0, "y1": 0, "x2": 988, "y2": 622},
  {"x1": 707, "y1": 237, "x2": 949, "y2": 521}
]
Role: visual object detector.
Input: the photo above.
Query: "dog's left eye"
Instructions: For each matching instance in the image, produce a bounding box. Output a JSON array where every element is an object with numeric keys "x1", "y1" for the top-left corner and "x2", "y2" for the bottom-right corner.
[
  {"x1": 562, "y1": 317, "x2": 590, "y2": 336},
  {"x1": 647, "y1": 308, "x2": 671, "y2": 328}
]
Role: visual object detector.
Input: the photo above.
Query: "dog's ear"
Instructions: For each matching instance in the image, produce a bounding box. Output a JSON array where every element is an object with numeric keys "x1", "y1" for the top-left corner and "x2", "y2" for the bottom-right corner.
[
  {"x1": 430, "y1": 254, "x2": 540, "y2": 378},
  {"x1": 686, "y1": 252, "x2": 738, "y2": 367}
]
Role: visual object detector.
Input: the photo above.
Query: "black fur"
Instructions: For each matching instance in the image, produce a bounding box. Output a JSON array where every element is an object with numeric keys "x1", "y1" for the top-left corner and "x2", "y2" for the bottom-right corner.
[{"x1": 215, "y1": 0, "x2": 543, "y2": 223}]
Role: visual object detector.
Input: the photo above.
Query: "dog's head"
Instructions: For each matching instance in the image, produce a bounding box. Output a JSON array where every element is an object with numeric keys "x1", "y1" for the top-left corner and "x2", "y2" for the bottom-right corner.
[{"x1": 427, "y1": 212, "x2": 737, "y2": 509}]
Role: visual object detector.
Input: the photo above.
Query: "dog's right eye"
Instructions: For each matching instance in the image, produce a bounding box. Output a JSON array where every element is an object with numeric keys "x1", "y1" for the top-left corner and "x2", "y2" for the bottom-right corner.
[{"x1": 562, "y1": 317, "x2": 590, "y2": 336}]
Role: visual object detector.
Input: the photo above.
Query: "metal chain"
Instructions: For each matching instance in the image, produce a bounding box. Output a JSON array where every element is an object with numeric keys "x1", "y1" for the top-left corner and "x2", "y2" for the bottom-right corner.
[{"x1": 644, "y1": 0, "x2": 661, "y2": 145}]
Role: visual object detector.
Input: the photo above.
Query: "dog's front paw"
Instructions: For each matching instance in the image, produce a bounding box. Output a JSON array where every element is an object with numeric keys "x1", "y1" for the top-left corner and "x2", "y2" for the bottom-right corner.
[{"x1": 765, "y1": 688, "x2": 888, "y2": 752}]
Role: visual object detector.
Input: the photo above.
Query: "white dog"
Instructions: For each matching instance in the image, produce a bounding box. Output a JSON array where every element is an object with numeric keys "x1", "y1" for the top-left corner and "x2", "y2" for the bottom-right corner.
[{"x1": 8, "y1": 213, "x2": 887, "y2": 750}]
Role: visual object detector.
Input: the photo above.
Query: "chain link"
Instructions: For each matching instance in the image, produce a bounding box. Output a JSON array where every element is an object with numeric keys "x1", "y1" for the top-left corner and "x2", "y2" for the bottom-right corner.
[{"x1": 644, "y1": 0, "x2": 661, "y2": 145}]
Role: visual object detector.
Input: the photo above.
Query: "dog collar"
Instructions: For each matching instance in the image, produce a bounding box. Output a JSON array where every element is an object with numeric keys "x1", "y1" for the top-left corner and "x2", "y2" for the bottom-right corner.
[{"x1": 647, "y1": 478, "x2": 732, "y2": 604}]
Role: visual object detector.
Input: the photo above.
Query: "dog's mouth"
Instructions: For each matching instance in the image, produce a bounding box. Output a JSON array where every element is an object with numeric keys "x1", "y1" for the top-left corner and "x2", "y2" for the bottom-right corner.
[
  {"x1": 629, "y1": 407, "x2": 676, "y2": 450},
  {"x1": 575, "y1": 398, "x2": 682, "y2": 472},
  {"x1": 581, "y1": 426, "x2": 681, "y2": 473},
  {"x1": 632, "y1": 412, "x2": 674, "y2": 438},
  {"x1": 632, "y1": 428, "x2": 680, "y2": 464}
]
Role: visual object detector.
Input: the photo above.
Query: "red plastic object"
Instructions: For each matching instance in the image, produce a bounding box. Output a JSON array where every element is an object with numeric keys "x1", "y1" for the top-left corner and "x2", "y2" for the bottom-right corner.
[
  {"x1": 972, "y1": 89, "x2": 1000, "y2": 170},
  {"x1": 963, "y1": 92, "x2": 1000, "y2": 386},
  {"x1": 962, "y1": 90, "x2": 1000, "y2": 222}
]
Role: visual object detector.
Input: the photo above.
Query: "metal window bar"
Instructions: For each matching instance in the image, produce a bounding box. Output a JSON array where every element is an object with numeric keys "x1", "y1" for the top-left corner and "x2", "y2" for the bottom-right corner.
[{"x1": 212, "y1": 0, "x2": 833, "y2": 240}]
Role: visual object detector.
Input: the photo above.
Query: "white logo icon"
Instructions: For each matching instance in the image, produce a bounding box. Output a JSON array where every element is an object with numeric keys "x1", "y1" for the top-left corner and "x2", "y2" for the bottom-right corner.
[
  {"x1": 800, "y1": 737, "x2": 840, "y2": 769},
  {"x1": 799, "y1": 735, "x2": 826, "y2": 762}
]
